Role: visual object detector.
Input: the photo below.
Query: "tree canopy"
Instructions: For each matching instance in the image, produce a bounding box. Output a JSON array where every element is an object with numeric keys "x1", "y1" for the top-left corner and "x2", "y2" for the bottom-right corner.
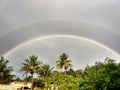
[
  {"x1": 56, "y1": 53, "x2": 73, "y2": 74},
  {"x1": 20, "y1": 55, "x2": 43, "y2": 90},
  {"x1": 0, "y1": 56, "x2": 15, "y2": 84},
  {"x1": 1, "y1": 54, "x2": 120, "y2": 90}
]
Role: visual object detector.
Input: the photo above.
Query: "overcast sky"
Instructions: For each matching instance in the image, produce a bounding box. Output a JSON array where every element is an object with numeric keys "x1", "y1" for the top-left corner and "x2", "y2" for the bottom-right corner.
[{"x1": 0, "y1": 0, "x2": 120, "y2": 77}]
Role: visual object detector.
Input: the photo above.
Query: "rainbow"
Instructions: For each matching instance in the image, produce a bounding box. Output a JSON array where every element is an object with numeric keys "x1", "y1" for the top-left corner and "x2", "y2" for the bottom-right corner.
[
  {"x1": 3, "y1": 34, "x2": 120, "y2": 58},
  {"x1": 0, "y1": 19, "x2": 119, "y2": 38}
]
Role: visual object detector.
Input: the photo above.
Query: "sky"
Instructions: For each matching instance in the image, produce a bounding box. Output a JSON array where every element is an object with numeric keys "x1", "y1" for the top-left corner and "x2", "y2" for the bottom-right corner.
[{"x1": 0, "y1": 0, "x2": 120, "y2": 77}]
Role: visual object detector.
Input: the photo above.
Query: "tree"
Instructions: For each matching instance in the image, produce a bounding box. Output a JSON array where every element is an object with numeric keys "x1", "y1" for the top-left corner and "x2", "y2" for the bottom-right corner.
[
  {"x1": 38, "y1": 64, "x2": 54, "y2": 89},
  {"x1": 56, "y1": 53, "x2": 73, "y2": 75},
  {"x1": 0, "y1": 56, "x2": 15, "y2": 84},
  {"x1": 14, "y1": 77, "x2": 23, "y2": 82},
  {"x1": 46, "y1": 72, "x2": 80, "y2": 90},
  {"x1": 20, "y1": 55, "x2": 43, "y2": 90},
  {"x1": 79, "y1": 58, "x2": 120, "y2": 90},
  {"x1": 38, "y1": 64, "x2": 53, "y2": 78}
]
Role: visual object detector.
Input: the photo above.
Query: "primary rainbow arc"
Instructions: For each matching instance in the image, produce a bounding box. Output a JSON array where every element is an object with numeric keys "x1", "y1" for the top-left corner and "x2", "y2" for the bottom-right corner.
[{"x1": 3, "y1": 34, "x2": 120, "y2": 58}]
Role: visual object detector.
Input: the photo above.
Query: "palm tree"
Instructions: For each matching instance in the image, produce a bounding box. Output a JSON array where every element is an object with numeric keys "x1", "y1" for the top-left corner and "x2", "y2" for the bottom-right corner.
[
  {"x1": 0, "y1": 56, "x2": 15, "y2": 84},
  {"x1": 38, "y1": 64, "x2": 54, "y2": 89},
  {"x1": 20, "y1": 55, "x2": 43, "y2": 90},
  {"x1": 38, "y1": 64, "x2": 54, "y2": 78},
  {"x1": 56, "y1": 53, "x2": 73, "y2": 75}
]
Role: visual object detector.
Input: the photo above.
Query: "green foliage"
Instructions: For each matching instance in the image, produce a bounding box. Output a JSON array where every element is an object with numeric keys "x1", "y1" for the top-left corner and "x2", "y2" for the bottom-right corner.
[
  {"x1": 38, "y1": 64, "x2": 53, "y2": 78},
  {"x1": 46, "y1": 72, "x2": 81, "y2": 90},
  {"x1": 20, "y1": 55, "x2": 43, "y2": 90},
  {"x1": 14, "y1": 77, "x2": 23, "y2": 82},
  {"x1": 20, "y1": 55, "x2": 43, "y2": 77},
  {"x1": 79, "y1": 58, "x2": 120, "y2": 90},
  {"x1": 24, "y1": 76, "x2": 32, "y2": 82},
  {"x1": 56, "y1": 53, "x2": 73, "y2": 74},
  {"x1": 0, "y1": 56, "x2": 15, "y2": 84},
  {"x1": 1, "y1": 53, "x2": 120, "y2": 90},
  {"x1": 33, "y1": 77, "x2": 44, "y2": 88}
]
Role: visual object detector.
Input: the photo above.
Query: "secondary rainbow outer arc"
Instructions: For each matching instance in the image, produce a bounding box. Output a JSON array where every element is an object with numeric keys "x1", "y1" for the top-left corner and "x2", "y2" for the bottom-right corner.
[
  {"x1": 3, "y1": 34, "x2": 120, "y2": 58},
  {"x1": 0, "y1": 19, "x2": 120, "y2": 38}
]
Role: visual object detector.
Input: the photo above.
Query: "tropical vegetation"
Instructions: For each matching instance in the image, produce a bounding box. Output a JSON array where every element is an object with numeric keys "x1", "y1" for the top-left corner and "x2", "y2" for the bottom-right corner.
[
  {"x1": 20, "y1": 55, "x2": 43, "y2": 90},
  {"x1": 0, "y1": 56, "x2": 15, "y2": 84},
  {"x1": 56, "y1": 53, "x2": 72, "y2": 75},
  {"x1": 0, "y1": 53, "x2": 120, "y2": 90}
]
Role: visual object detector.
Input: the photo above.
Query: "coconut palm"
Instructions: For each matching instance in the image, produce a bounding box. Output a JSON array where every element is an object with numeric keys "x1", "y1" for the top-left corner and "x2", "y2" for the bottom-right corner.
[
  {"x1": 0, "y1": 56, "x2": 15, "y2": 84},
  {"x1": 20, "y1": 55, "x2": 43, "y2": 90},
  {"x1": 38, "y1": 64, "x2": 54, "y2": 78},
  {"x1": 56, "y1": 53, "x2": 73, "y2": 75},
  {"x1": 38, "y1": 64, "x2": 54, "y2": 89}
]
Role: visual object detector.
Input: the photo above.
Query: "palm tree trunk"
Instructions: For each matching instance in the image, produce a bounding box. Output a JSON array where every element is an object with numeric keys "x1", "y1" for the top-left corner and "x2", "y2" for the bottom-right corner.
[
  {"x1": 65, "y1": 69, "x2": 67, "y2": 75},
  {"x1": 65, "y1": 70, "x2": 66, "y2": 75},
  {"x1": 31, "y1": 73, "x2": 34, "y2": 90}
]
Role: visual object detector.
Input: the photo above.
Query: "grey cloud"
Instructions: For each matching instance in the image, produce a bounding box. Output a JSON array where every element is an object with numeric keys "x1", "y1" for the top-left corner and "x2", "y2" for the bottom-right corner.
[
  {"x1": 0, "y1": 20, "x2": 120, "y2": 55},
  {"x1": 0, "y1": 0, "x2": 120, "y2": 77},
  {"x1": 0, "y1": 0, "x2": 120, "y2": 30},
  {"x1": 6, "y1": 37, "x2": 120, "y2": 77}
]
